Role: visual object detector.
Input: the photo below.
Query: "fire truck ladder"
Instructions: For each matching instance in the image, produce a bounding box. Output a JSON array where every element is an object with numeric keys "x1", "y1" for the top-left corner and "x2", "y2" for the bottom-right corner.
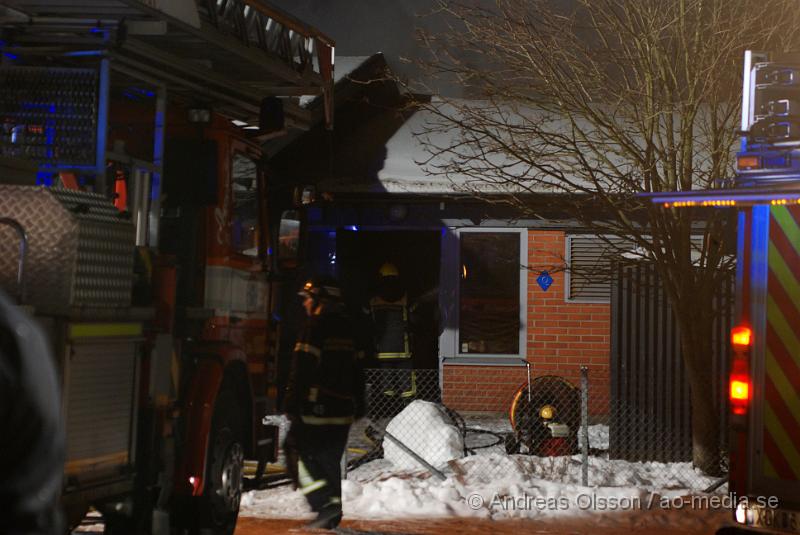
[{"x1": 0, "y1": 0, "x2": 335, "y2": 129}]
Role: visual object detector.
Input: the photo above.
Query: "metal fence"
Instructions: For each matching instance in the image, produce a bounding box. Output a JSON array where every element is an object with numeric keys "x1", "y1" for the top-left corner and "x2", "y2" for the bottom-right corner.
[
  {"x1": 344, "y1": 367, "x2": 728, "y2": 492},
  {"x1": 610, "y1": 261, "x2": 734, "y2": 463}
]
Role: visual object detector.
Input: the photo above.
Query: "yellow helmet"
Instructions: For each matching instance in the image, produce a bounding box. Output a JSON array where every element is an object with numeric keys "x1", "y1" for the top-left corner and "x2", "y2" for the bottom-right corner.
[{"x1": 378, "y1": 262, "x2": 399, "y2": 278}]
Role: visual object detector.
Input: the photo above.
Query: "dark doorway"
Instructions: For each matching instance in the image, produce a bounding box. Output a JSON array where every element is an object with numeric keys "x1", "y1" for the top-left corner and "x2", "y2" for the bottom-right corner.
[{"x1": 336, "y1": 229, "x2": 441, "y2": 370}]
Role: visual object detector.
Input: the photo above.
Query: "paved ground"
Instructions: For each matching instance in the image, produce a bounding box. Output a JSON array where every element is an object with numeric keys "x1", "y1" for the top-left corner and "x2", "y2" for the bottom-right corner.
[
  {"x1": 236, "y1": 512, "x2": 732, "y2": 535},
  {"x1": 73, "y1": 511, "x2": 732, "y2": 534}
]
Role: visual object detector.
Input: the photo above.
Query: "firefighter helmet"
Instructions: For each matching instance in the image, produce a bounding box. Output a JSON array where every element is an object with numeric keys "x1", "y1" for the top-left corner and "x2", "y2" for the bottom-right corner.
[
  {"x1": 378, "y1": 262, "x2": 399, "y2": 278},
  {"x1": 298, "y1": 277, "x2": 342, "y2": 301}
]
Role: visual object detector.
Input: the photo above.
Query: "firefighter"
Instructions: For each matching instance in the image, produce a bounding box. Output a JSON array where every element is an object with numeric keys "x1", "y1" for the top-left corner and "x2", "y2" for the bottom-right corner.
[
  {"x1": 0, "y1": 290, "x2": 64, "y2": 535},
  {"x1": 368, "y1": 263, "x2": 416, "y2": 414},
  {"x1": 282, "y1": 277, "x2": 364, "y2": 530}
]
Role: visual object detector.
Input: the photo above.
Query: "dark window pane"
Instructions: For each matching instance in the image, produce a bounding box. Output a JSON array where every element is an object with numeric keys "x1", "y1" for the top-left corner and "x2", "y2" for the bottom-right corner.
[
  {"x1": 231, "y1": 153, "x2": 258, "y2": 256},
  {"x1": 459, "y1": 232, "x2": 520, "y2": 355}
]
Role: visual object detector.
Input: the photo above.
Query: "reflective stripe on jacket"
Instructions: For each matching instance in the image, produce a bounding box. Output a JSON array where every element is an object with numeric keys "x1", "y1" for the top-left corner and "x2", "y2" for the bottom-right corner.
[{"x1": 283, "y1": 303, "x2": 364, "y2": 424}]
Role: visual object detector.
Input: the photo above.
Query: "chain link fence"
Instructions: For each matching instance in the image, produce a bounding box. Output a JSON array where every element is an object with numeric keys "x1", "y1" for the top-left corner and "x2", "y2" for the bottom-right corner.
[{"x1": 344, "y1": 367, "x2": 728, "y2": 493}]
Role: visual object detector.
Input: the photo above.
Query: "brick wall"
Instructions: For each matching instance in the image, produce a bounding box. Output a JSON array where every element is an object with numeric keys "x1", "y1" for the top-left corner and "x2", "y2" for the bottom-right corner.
[{"x1": 442, "y1": 229, "x2": 611, "y2": 414}]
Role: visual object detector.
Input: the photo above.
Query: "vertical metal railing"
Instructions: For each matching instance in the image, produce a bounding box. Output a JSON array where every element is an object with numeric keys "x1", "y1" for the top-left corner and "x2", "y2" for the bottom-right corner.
[
  {"x1": 609, "y1": 260, "x2": 734, "y2": 462},
  {"x1": 580, "y1": 366, "x2": 589, "y2": 486}
]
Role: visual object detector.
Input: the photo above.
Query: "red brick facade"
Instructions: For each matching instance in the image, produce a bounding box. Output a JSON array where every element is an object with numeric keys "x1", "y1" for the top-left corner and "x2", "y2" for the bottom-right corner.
[{"x1": 442, "y1": 230, "x2": 611, "y2": 413}]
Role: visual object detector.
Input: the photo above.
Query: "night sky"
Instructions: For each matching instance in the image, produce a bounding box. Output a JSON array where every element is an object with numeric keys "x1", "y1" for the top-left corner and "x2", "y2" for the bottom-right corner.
[{"x1": 272, "y1": 0, "x2": 463, "y2": 95}]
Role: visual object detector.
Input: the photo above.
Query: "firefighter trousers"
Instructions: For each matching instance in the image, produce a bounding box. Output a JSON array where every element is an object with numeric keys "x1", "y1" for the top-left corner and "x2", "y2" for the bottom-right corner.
[{"x1": 290, "y1": 422, "x2": 350, "y2": 513}]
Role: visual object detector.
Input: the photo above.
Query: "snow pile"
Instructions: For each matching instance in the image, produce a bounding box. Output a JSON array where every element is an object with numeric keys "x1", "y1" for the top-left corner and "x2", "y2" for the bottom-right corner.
[
  {"x1": 383, "y1": 400, "x2": 465, "y2": 470},
  {"x1": 241, "y1": 451, "x2": 726, "y2": 524},
  {"x1": 460, "y1": 453, "x2": 718, "y2": 490}
]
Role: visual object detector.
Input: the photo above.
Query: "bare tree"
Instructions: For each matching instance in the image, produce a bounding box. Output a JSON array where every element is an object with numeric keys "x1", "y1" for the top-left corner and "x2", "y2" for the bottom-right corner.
[{"x1": 414, "y1": 0, "x2": 800, "y2": 474}]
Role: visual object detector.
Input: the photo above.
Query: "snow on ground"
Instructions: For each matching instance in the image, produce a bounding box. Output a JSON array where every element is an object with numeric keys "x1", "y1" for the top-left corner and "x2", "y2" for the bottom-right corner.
[
  {"x1": 242, "y1": 450, "x2": 725, "y2": 524},
  {"x1": 243, "y1": 409, "x2": 725, "y2": 528}
]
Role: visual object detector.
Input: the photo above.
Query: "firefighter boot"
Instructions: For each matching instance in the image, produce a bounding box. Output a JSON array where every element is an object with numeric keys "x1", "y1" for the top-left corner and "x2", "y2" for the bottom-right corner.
[{"x1": 305, "y1": 502, "x2": 342, "y2": 530}]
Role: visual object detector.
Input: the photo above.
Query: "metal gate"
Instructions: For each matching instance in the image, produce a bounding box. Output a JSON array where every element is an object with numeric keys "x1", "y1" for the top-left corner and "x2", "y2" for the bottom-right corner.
[{"x1": 609, "y1": 260, "x2": 734, "y2": 462}]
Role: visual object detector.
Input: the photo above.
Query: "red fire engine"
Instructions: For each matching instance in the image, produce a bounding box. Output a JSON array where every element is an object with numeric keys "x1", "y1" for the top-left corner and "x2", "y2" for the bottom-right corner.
[
  {"x1": 650, "y1": 51, "x2": 800, "y2": 535},
  {"x1": 0, "y1": 1, "x2": 333, "y2": 533}
]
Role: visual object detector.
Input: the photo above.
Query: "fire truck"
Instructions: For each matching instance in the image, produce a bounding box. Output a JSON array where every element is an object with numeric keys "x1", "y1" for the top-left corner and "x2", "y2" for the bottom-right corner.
[
  {"x1": 650, "y1": 51, "x2": 800, "y2": 534},
  {"x1": 0, "y1": 1, "x2": 333, "y2": 533}
]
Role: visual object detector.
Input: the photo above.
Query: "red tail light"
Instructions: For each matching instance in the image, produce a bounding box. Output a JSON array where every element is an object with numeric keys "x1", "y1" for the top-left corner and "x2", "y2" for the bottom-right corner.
[
  {"x1": 730, "y1": 325, "x2": 752, "y2": 416},
  {"x1": 731, "y1": 326, "x2": 752, "y2": 348},
  {"x1": 730, "y1": 362, "x2": 751, "y2": 416},
  {"x1": 730, "y1": 377, "x2": 750, "y2": 401}
]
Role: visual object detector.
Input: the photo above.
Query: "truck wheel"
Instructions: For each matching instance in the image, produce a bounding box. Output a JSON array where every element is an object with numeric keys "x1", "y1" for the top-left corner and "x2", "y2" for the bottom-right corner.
[
  {"x1": 200, "y1": 387, "x2": 245, "y2": 535},
  {"x1": 174, "y1": 385, "x2": 245, "y2": 535}
]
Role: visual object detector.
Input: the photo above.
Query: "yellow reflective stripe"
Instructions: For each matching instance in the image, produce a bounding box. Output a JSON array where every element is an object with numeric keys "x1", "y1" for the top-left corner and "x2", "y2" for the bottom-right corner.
[
  {"x1": 764, "y1": 404, "x2": 800, "y2": 479},
  {"x1": 400, "y1": 371, "x2": 417, "y2": 398},
  {"x1": 297, "y1": 460, "x2": 327, "y2": 494},
  {"x1": 301, "y1": 479, "x2": 327, "y2": 495},
  {"x1": 69, "y1": 323, "x2": 142, "y2": 339},
  {"x1": 297, "y1": 460, "x2": 314, "y2": 488},
  {"x1": 301, "y1": 415, "x2": 354, "y2": 425},
  {"x1": 377, "y1": 352, "x2": 411, "y2": 359},
  {"x1": 294, "y1": 342, "x2": 321, "y2": 357}
]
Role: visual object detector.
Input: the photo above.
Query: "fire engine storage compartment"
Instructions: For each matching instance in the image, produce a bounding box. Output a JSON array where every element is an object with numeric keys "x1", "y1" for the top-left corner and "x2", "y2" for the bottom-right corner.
[{"x1": 0, "y1": 185, "x2": 142, "y2": 489}]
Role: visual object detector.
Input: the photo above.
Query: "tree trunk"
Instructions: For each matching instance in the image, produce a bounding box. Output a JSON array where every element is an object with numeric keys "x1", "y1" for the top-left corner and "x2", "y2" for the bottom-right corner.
[{"x1": 678, "y1": 304, "x2": 723, "y2": 476}]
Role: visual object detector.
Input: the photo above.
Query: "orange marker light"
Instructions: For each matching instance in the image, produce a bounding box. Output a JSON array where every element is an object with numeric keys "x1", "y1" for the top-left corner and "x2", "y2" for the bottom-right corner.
[
  {"x1": 737, "y1": 155, "x2": 760, "y2": 170},
  {"x1": 731, "y1": 326, "x2": 752, "y2": 348}
]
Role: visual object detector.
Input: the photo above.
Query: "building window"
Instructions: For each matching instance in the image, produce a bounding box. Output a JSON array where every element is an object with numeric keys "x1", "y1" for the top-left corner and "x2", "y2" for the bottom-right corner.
[
  {"x1": 458, "y1": 230, "x2": 525, "y2": 356},
  {"x1": 231, "y1": 153, "x2": 259, "y2": 256}
]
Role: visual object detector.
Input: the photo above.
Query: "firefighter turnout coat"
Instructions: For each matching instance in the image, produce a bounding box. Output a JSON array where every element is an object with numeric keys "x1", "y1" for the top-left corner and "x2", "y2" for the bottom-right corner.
[{"x1": 283, "y1": 303, "x2": 365, "y2": 425}]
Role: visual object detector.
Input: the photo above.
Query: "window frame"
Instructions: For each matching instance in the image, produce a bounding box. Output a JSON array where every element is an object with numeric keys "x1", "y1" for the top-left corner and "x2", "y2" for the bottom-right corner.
[{"x1": 448, "y1": 227, "x2": 528, "y2": 364}]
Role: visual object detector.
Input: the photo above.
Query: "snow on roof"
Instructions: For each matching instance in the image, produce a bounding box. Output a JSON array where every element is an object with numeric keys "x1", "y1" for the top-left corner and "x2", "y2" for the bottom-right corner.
[
  {"x1": 375, "y1": 99, "x2": 596, "y2": 195},
  {"x1": 372, "y1": 97, "x2": 720, "y2": 196},
  {"x1": 299, "y1": 56, "x2": 372, "y2": 108}
]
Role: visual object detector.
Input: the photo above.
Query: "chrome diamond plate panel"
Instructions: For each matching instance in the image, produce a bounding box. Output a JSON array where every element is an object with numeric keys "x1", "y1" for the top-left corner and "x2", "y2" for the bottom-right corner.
[{"x1": 0, "y1": 185, "x2": 134, "y2": 312}]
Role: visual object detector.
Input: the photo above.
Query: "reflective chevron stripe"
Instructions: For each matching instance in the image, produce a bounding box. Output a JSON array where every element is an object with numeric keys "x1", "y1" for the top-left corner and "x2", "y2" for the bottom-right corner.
[{"x1": 763, "y1": 206, "x2": 800, "y2": 481}]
